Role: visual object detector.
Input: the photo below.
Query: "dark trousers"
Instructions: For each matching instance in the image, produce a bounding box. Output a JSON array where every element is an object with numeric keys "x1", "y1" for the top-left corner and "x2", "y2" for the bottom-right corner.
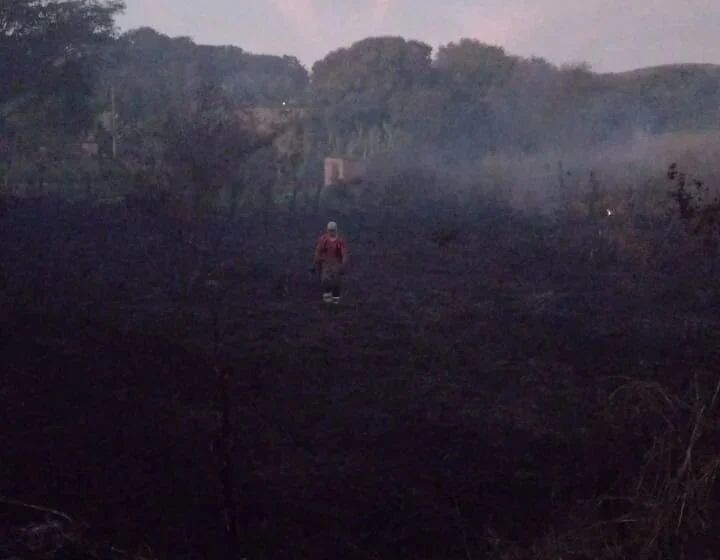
[{"x1": 321, "y1": 269, "x2": 342, "y2": 297}]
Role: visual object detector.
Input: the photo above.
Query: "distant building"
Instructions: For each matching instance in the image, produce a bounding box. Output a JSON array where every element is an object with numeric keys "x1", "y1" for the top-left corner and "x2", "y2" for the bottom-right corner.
[{"x1": 324, "y1": 157, "x2": 367, "y2": 187}]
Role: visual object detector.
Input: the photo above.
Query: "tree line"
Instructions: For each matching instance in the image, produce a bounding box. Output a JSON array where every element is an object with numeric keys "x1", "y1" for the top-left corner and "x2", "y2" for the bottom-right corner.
[{"x1": 2, "y1": 1, "x2": 720, "y2": 210}]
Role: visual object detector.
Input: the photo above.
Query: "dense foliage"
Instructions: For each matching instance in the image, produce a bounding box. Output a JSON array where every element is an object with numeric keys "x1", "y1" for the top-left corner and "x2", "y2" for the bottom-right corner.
[
  {"x1": 0, "y1": 0, "x2": 124, "y2": 132},
  {"x1": 103, "y1": 27, "x2": 309, "y2": 123},
  {"x1": 310, "y1": 37, "x2": 720, "y2": 160},
  {"x1": 3, "y1": 2, "x2": 720, "y2": 208}
]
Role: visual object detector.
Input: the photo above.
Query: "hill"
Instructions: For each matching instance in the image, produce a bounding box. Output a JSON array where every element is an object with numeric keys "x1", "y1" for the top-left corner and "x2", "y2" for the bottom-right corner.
[{"x1": 602, "y1": 62, "x2": 720, "y2": 80}]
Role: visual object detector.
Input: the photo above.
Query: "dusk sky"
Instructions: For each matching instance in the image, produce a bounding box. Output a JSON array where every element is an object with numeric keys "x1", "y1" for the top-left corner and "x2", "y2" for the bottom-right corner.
[{"x1": 118, "y1": 0, "x2": 720, "y2": 72}]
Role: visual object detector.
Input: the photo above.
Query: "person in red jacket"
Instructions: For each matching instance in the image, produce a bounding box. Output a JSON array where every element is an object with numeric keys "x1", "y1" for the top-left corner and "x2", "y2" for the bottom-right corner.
[{"x1": 313, "y1": 221, "x2": 348, "y2": 304}]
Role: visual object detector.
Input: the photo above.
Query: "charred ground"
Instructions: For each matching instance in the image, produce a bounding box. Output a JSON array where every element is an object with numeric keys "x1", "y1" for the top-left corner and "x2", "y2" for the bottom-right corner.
[{"x1": 1, "y1": 195, "x2": 719, "y2": 559}]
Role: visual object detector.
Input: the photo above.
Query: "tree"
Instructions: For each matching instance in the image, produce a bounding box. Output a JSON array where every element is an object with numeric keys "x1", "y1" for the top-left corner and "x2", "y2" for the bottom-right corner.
[
  {"x1": 434, "y1": 40, "x2": 515, "y2": 96},
  {"x1": 311, "y1": 37, "x2": 433, "y2": 157},
  {"x1": 419, "y1": 40, "x2": 516, "y2": 153},
  {"x1": 101, "y1": 27, "x2": 309, "y2": 127},
  {"x1": 157, "y1": 83, "x2": 274, "y2": 218},
  {"x1": 0, "y1": 0, "x2": 124, "y2": 188},
  {"x1": 1, "y1": 1, "x2": 124, "y2": 113}
]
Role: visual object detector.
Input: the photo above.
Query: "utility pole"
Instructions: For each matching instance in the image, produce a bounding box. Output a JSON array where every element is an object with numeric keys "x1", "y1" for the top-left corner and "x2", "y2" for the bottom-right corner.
[{"x1": 111, "y1": 85, "x2": 117, "y2": 159}]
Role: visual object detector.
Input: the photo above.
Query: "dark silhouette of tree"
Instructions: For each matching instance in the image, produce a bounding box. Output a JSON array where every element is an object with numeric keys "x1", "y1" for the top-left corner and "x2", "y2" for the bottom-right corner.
[
  {"x1": 1, "y1": 0, "x2": 124, "y2": 124},
  {"x1": 158, "y1": 83, "x2": 275, "y2": 218}
]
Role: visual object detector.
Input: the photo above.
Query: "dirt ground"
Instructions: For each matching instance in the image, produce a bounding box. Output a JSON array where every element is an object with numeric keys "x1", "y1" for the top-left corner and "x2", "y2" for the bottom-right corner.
[{"x1": 1, "y1": 196, "x2": 719, "y2": 559}]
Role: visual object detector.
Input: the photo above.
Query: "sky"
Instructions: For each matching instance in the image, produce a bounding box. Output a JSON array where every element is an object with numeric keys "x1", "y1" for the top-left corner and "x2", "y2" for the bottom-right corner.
[{"x1": 117, "y1": 0, "x2": 720, "y2": 72}]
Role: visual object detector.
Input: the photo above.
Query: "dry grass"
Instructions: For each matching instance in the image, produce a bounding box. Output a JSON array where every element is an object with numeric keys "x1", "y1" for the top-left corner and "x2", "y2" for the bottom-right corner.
[
  {"x1": 512, "y1": 375, "x2": 720, "y2": 560},
  {"x1": 0, "y1": 496, "x2": 157, "y2": 560}
]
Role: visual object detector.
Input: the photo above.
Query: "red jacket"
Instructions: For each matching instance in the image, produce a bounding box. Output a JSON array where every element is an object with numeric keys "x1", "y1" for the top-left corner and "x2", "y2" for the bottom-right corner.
[{"x1": 314, "y1": 234, "x2": 348, "y2": 270}]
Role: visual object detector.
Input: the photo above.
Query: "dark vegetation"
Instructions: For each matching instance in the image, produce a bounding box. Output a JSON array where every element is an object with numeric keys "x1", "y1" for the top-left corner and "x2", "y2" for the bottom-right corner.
[
  {"x1": 2, "y1": 1, "x2": 720, "y2": 559},
  {"x1": 2, "y1": 172, "x2": 720, "y2": 558}
]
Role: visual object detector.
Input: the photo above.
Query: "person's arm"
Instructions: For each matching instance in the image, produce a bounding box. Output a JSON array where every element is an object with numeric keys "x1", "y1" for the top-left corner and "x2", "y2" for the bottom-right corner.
[
  {"x1": 341, "y1": 239, "x2": 349, "y2": 268},
  {"x1": 313, "y1": 236, "x2": 325, "y2": 272}
]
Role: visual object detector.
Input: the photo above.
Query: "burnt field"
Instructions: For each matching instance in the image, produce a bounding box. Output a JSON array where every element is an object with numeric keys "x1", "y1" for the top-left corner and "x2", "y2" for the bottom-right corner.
[{"x1": 1, "y1": 196, "x2": 719, "y2": 559}]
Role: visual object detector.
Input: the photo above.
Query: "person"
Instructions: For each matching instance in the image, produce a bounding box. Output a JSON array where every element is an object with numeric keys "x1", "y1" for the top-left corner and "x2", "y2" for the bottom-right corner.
[{"x1": 313, "y1": 221, "x2": 348, "y2": 304}]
